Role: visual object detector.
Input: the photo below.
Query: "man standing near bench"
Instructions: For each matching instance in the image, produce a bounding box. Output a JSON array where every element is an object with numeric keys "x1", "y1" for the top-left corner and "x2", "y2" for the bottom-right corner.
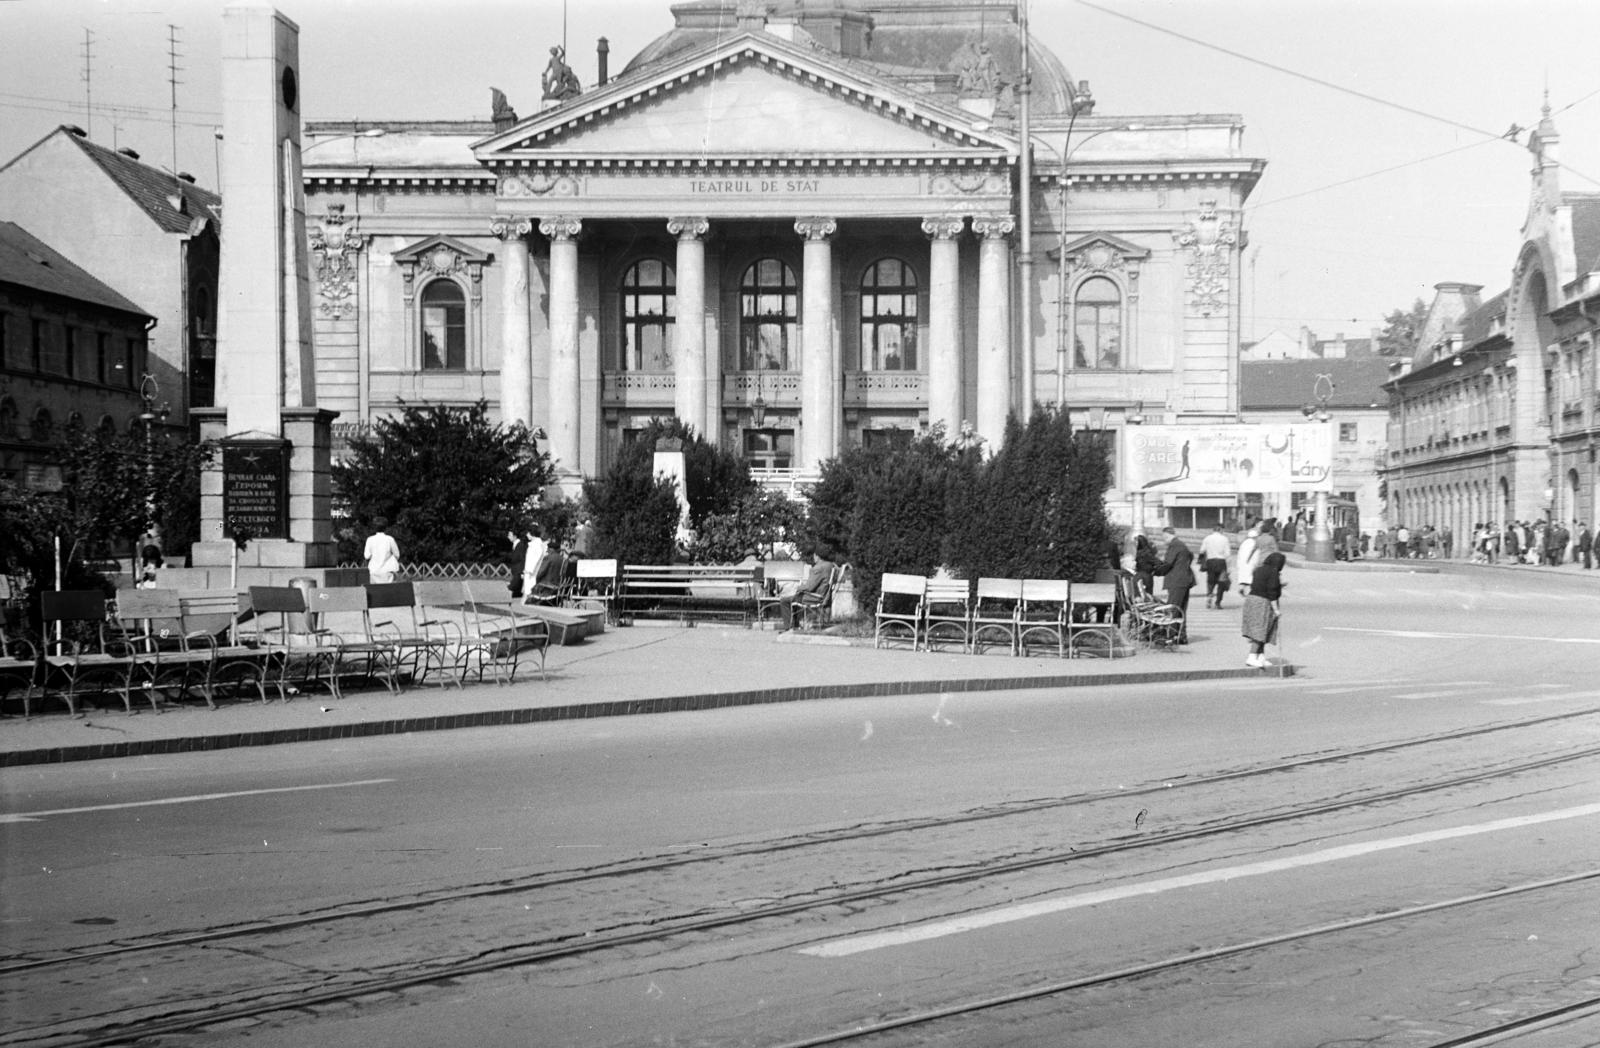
[{"x1": 776, "y1": 546, "x2": 836, "y2": 632}]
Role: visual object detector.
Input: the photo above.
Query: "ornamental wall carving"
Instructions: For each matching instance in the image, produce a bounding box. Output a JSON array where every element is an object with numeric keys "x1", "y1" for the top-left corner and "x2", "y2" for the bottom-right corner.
[
  {"x1": 499, "y1": 172, "x2": 581, "y2": 198},
  {"x1": 1172, "y1": 199, "x2": 1237, "y2": 316},
  {"x1": 1060, "y1": 233, "x2": 1149, "y2": 303},
  {"x1": 393, "y1": 236, "x2": 491, "y2": 304},
  {"x1": 308, "y1": 204, "x2": 368, "y2": 319}
]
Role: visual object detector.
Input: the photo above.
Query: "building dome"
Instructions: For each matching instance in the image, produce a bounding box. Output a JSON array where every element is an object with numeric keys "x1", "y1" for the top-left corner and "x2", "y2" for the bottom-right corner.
[{"x1": 622, "y1": 0, "x2": 1080, "y2": 116}]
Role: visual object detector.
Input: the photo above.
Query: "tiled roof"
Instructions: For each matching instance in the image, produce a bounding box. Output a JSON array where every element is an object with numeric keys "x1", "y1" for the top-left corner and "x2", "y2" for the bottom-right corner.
[
  {"x1": 1241, "y1": 357, "x2": 1394, "y2": 411},
  {"x1": 67, "y1": 131, "x2": 220, "y2": 234},
  {"x1": 0, "y1": 221, "x2": 151, "y2": 317},
  {"x1": 1457, "y1": 289, "x2": 1509, "y2": 347}
]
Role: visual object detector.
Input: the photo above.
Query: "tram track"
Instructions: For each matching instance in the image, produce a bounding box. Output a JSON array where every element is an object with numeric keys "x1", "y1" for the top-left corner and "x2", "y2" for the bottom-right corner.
[
  {"x1": 763, "y1": 870, "x2": 1600, "y2": 1048},
  {"x1": 4, "y1": 713, "x2": 1599, "y2": 1047},
  {"x1": 6, "y1": 703, "x2": 1597, "y2": 980}
]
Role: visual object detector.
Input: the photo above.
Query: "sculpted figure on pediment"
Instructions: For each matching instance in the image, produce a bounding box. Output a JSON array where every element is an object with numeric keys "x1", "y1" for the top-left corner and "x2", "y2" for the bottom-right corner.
[
  {"x1": 542, "y1": 46, "x2": 582, "y2": 102},
  {"x1": 954, "y1": 40, "x2": 1003, "y2": 99}
]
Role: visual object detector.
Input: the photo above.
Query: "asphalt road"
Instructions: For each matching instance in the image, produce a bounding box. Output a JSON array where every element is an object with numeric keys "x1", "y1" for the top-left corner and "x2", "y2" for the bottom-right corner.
[{"x1": 3, "y1": 564, "x2": 1599, "y2": 1046}]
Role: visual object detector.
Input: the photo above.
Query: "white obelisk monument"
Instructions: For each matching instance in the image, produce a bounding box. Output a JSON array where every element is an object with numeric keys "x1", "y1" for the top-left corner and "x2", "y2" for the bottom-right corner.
[{"x1": 194, "y1": 3, "x2": 337, "y2": 570}]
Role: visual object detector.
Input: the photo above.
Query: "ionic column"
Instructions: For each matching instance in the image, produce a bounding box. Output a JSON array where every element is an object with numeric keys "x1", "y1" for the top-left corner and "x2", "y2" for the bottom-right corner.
[
  {"x1": 668, "y1": 217, "x2": 710, "y2": 436},
  {"x1": 491, "y1": 215, "x2": 534, "y2": 427},
  {"x1": 922, "y1": 216, "x2": 965, "y2": 438},
  {"x1": 796, "y1": 216, "x2": 838, "y2": 469},
  {"x1": 539, "y1": 216, "x2": 582, "y2": 474}
]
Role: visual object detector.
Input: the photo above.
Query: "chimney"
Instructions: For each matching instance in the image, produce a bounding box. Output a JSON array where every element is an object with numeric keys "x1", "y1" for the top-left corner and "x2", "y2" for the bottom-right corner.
[
  {"x1": 1300, "y1": 325, "x2": 1315, "y2": 358},
  {"x1": 597, "y1": 37, "x2": 609, "y2": 86},
  {"x1": 118, "y1": 146, "x2": 141, "y2": 160},
  {"x1": 1329, "y1": 333, "x2": 1346, "y2": 359}
]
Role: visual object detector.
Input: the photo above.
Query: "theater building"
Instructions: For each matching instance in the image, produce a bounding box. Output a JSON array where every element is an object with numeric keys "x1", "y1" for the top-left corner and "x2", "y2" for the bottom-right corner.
[{"x1": 300, "y1": 0, "x2": 1264, "y2": 520}]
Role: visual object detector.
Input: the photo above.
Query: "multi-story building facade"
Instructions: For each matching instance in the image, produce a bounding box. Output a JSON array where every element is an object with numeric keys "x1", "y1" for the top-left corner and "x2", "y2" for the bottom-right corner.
[
  {"x1": 1383, "y1": 107, "x2": 1600, "y2": 542},
  {"x1": 298, "y1": 0, "x2": 1264, "y2": 519},
  {"x1": 0, "y1": 221, "x2": 154, "y2": 488}
]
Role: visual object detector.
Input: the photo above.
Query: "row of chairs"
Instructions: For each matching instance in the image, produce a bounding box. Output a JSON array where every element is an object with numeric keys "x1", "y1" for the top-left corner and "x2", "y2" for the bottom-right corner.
[
  {"x1": 873, "y1": 574, "x2": 1129, "y2": 658},
  {"x1": 1, "y1": 580, "x2": 549, "y2": 719}
]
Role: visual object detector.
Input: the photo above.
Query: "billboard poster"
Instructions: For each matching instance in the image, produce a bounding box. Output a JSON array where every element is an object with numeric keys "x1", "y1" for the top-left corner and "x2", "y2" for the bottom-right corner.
[{"x1": 1122, "y1": 424, "x2": 1334, "y2": 494}]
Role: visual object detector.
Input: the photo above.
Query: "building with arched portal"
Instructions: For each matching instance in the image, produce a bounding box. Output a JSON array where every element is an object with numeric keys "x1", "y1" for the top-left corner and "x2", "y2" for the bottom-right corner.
[
  {"x1": 1382, "y1": 105, "x2": 1600, "y2": 546},
  {"x1": 300, "y1": 0, "x2": 1264, "y2": 523}
]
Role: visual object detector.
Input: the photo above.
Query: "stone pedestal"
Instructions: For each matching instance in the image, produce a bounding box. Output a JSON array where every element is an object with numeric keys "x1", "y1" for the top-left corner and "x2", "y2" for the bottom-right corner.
[{"x1": 192, "y1": 406, "x2": 338, "y2": 568}]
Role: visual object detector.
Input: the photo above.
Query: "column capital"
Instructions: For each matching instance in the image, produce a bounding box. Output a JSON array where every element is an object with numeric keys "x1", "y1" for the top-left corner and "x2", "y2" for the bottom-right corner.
[
  {"x1": 667, "y1": 216, "x2": 710, "y2": 240},
  {"x1": 489, "y1": 215, "x2": 533, "y2": 241},
  {"x1": 972, "y1": 213, "x2": 1016, "y2": 239},
  {"x1": 538, "y1": 216, "x2": 584, "y2": 241},
  {"x1": 922, "y1": 215, "x2": 966, "y2": 240},
  {"x1": 794, "y1": 216, "x2": 838, "y2": 241}
]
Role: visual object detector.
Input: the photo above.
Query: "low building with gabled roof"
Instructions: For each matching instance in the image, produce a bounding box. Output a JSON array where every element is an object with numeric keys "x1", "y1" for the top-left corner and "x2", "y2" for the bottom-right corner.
[{"x1": 0, "y1": 124, "x2": 220, "y2": 422}]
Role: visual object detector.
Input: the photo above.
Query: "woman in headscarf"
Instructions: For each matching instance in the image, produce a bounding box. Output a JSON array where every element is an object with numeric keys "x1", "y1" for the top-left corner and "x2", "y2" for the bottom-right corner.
[{"x1": 1242, "y1": 550, "x2": 1286, "y2": 669}]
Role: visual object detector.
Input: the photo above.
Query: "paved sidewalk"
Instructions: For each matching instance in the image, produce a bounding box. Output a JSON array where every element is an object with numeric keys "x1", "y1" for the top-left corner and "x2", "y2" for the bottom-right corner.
[{"x1": 0, "y1": 602, "x2": 1279, "y2": 767}]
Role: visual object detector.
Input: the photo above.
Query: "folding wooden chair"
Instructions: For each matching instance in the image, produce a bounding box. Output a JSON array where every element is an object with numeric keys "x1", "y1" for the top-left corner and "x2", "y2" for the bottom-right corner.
[
  {"x1": 922, "y1": 578, "x2": 972, "y2": 652},
  {"x1": 41, "y1": 590, "x2": 144, "y2": 716},
  {"x1": 971, "y1": 578, "x2": 1023, "y2": 656},
  {"x1": 1018, "y1": 579, "x2": 1070, "y2": 658},
  {"x1": 1067, "y1": 582, "x2": 1122, "y2": 658},
  {"x1": 873, "y1": 573, "x2": 927, "y2": 650}
]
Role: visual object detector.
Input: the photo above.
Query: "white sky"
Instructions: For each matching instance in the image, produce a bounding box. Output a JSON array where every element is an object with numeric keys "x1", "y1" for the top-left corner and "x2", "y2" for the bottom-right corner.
[{"x1": 2, "y1": 0, "x2": 1597, "y2": 344}]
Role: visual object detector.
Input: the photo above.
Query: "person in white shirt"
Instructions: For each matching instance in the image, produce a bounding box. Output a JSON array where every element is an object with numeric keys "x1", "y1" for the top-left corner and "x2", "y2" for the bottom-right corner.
[
  {"x1": 1234, "y1": 527, "x2": 1259, "y2": 598},
  {"x1": 1199, "y1": 524, "x2": 1232, "y2": 609},
  {"x1": 363, "y1": 518, "x2": 401, "y2": 584}
]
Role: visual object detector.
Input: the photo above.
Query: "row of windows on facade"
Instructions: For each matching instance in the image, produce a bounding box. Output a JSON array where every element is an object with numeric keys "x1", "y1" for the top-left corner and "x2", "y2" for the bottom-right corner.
[
  {"x1": 1, "y1": 314, "x2": 148, "y2": 390},
  {"x1": 0, "y1": 398, "x2": 147, "y2": 443},
  {"x1": 415, "y1": 256, "x2": 1128, "y2": 373}
]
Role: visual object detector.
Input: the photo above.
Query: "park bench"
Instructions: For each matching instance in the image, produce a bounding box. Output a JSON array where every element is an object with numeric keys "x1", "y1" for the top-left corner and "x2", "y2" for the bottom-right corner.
[{"x1": 621, "y1": 564, "x2": 762, "y2": 624}]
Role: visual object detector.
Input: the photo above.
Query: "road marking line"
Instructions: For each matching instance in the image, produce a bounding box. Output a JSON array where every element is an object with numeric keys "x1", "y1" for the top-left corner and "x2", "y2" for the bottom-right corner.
[
  {"x1": 1328, "y1": 627, "x2": 1600, "y2": 644},
  {"x1": 798, "y1": 802, "x2": 1600, "y2": 958},
  {"x1": 0, "y1": 780, "x2": 396, "y2": 824}
]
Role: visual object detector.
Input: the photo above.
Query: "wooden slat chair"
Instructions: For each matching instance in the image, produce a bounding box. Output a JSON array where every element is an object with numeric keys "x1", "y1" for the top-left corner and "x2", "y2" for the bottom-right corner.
[
  {"x1": 365, "y1": 581, "x2": 452, "y2": 687},
  {"x1": 1067, "y1": 582, "x2": 1123, "y2": 658},
  {"x1": 40, "y1": 590, "x2": 144, "y2": 716},
  {"x1": 794, "y1": 563, "x2": 847, "y2": 631},
  {"x1": 408, "y1": 579, "x2": 482, "y2": 687},
  {"x1": 113, "y1": 589, "x2": 217, "y2": 710},
  {"x1": 970, "y1": 578, "x2": 1024, "y2": 656},
  {"x1": 245, "y1": 586, "x2": 339, "y2": 701},
  {"x1": 176, "y1": 590, "x2": 272, "y2": 705},
  {"x1": 1115, "y1": 572, "x2": 1184, "y2": 650},
  {"x1": 463, "y1": 581, "x2": 549, "y2": 683},
  {"x1": 922, "y1": 578, "x2": 973, "y2": 652},
  {"x1": 1018, "y1": 579, "x2": 1070, "y2": 658},
  {"x1": 307, "y1": 586, "x2": 402, "y2": 698},
  {"x1": 567, "y1": 558, "x2": 619, "y2": 624},
  {"x1": 756, "y1": 560, "x2": 808, "y2": 624},
  {"x1": 873, "y1": 573, "x2": 927, "y2": 650},
  {"x1": 1, "y1": 606, "x2": 43, "y2": 718}
]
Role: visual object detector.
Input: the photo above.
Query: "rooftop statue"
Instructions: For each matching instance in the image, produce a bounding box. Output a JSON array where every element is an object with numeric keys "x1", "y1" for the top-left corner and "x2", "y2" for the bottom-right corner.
[
  {"x1": 954, "y1": 40, "x2": 1003, "y2": 98},
  {"x1": 542, "y1": 45, "x2": 582, "y2": 102}
]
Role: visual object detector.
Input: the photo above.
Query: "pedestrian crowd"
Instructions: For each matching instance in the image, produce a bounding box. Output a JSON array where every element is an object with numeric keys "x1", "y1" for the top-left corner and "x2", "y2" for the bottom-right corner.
[{"x1": 1462, "y1": 519, "x2": 1593, "y2": 568}]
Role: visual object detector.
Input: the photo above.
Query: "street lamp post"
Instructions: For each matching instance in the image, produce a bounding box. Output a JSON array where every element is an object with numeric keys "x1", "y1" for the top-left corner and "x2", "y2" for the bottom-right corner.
[
  {"x1": 137, "y1": 372, "x2": 169, "y2": 542},
  {"x1": 1302, "y1": 373, "x2": 1336, "y2": 563}
]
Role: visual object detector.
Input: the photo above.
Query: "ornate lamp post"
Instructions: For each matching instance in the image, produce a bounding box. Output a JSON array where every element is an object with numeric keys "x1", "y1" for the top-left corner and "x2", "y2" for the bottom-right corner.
[
  {"x1": 138, "y1": 373, "x2": 170, "y2": 541},
  {"x1": 1302, "y1": 373, "x2": 1336, "y2": 563}
]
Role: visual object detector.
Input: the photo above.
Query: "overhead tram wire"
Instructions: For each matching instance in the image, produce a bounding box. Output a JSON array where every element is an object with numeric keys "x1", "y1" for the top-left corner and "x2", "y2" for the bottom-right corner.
[
  {"x1": 1246, "y1": 138, "x2": 1501, "y2": 212},
  {"x1": 1071, "y1": 0, "x2": 1600, "y2": 188}
]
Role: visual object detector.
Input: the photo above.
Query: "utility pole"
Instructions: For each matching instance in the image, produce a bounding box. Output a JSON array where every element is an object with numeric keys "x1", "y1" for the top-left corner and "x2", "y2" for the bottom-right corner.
[
  {"x1": 167, "y1": 25, "x2": 183, "y2": 198},
  {"x1": 1017, "y1": 0, "x2": 1035, "y2": 422},
  {"x1": 80, "y1": 29, "x2": 94, "y2": 134}
]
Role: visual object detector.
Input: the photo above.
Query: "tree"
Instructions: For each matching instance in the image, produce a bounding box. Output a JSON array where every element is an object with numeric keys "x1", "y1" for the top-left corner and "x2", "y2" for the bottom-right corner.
[
  {"x1": 331, "y1": 401, "x2": 553, "y2": 565},
  {"x1": 1378, "y1": 298, "x2": 1429, "y2": 357}
]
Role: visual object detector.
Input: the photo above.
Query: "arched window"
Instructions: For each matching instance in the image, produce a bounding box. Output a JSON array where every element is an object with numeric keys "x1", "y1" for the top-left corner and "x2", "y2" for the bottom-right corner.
[
  {"x1": 98, "y1": 414, "x2": 117, "y2": 439},
  {"x1": 1073, "y1": 276, "x2": 1123, "y2": 369},
  {"x1": 620, "y1": 259, "x2": 675, "y2": 372},
  {"x1": 31, "y1": 407, "x2": 53, "y2": 443},
  {"x1": 860, "y1": 259, "x2": 918, "y2": 371},
  {"x1": 739, "y1": 258, "x2": 798, "y2": 371},
  {"x1": 419, "y1": 280, "x2": 466, "y2": 371},
  {"x1": 0, "y1": 398, "x2": 16, "y2": 438}
]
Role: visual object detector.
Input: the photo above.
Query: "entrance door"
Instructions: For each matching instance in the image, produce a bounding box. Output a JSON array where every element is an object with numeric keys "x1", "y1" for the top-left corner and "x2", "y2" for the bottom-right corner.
[{"x1": 744, "y1": 429, "x2": 794, "y2": 469}]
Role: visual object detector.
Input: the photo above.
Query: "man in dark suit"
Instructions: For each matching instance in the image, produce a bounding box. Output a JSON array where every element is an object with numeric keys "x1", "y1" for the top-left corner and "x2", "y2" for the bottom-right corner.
[
  {"x1": 1152, "y1": 526, "x2": 1195, "y2": 644},
  {"x1": 1577, "y1": 522, "x2": 1592, "y2": 570}
]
